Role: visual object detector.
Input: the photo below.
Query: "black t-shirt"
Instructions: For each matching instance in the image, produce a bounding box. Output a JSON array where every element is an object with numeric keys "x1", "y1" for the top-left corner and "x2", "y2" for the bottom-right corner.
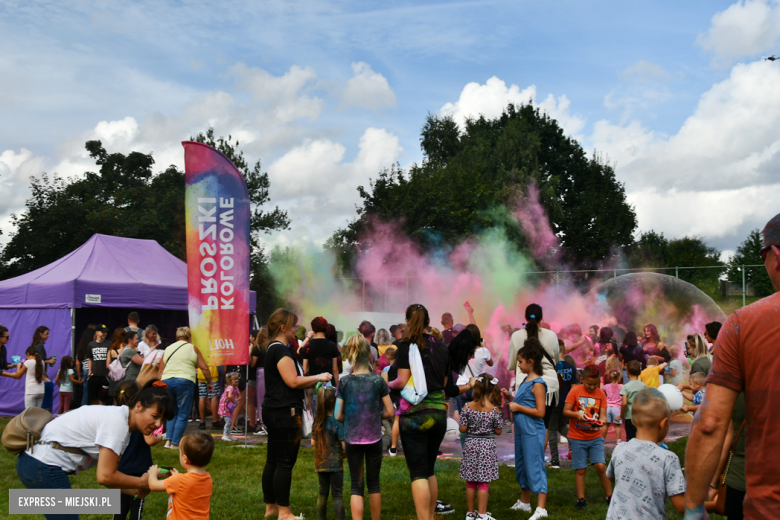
[
  {"x1": 619, "y1": 344, "x2": 644, "y2": 368},
  {"x1": 441, "y1": 328, "x2": 455, "y2": 346},
  {"x1": 251, "y1": 346, "x2": 266, "y2": 370},
  {"x1": 556, "y1": 360, "x2": 578, "y2": 408},
  {"x1": 88, "y1": 340, "x2": 111, "y2": 377},
  {"x1": 306, "y1": 338, "x2": 340, "y2": 376},
  {"x1": 263, "y1": 341, "x2": 304, "y2": 409},
  {"x1": 117, "y1": 430, "x2": 153, "y2": 477},
  {"x1": 395, "y1": 334, "x2": 450, "y2": 394}
]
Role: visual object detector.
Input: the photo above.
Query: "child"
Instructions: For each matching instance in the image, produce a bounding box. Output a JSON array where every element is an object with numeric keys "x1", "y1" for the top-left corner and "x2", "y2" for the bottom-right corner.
[
  {"x1": 503, "y1": 337, "x2": 548, "y2": 520},
  {"x1": 219, "y1": 373, "x2": 239, "y2": 441},
  {"x1": 639, "y1": 356, "x2": 668, "y2": 388},
  {"x1": 335, "y1": 338, "x2": 394, "y2": 520},
  {"x1": 563, "y1": 364, "x2": 612, "y2": 511},
  {"x1": 313, "y1": 385, "x2": 346, "y2": 520},
  {"x1": 149, "y1": 431, "x2": 214, "y2": 520},
  {"x1": 5, "y1": 346, "x2": 46, "y2": 408},
  {"x1": 606, "y1": 388, "x2": 685, "y2": 519},
  {"x1": 459, "y1": 373, "x2": 503, "y2": 520},
  {"x1": 620, "y1": 361, "x2": 647, "y2": 441},
  {"x1": 681, "y1": 372, "x2": 707, "y2": 413},
  {"x1": 115, "y1": 380, "x2": 169, "y2": 520},
  {"x1": 55, "y1": 355, "x2": 80, "y2": 415},
  {"x1": 602, "y1": 370, "x2": 623, "y2": 443}
]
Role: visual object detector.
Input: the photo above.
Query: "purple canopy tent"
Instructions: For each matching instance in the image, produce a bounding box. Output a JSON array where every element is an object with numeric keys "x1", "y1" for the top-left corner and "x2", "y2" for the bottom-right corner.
[{"x1": 0, "y1": 234, "x2": 257, "y2": 416}]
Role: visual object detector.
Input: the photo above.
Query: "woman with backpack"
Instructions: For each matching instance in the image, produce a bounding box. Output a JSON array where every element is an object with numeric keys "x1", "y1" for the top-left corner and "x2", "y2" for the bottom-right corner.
[
  {"x1": 115, "y1": 331, "x2": 144, "y2": 382},
  {"x1": 14, "y1": 379, "x2": 174, "y2": 499},
  {"x1": 387, "y1": 304, "x2": 452, "y2": 520},
  {"x1": 159, "y1": 327, "x2": 213, "y2": 449}
]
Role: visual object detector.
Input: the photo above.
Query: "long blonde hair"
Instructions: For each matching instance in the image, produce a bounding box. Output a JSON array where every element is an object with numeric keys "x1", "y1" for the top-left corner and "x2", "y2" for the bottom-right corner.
[
  {"x1": 343, "y1": 335, "x2": 371, "y2": 372},
  {"x1": 692, "y1": 333, "x2": 711, "y2": 361}
]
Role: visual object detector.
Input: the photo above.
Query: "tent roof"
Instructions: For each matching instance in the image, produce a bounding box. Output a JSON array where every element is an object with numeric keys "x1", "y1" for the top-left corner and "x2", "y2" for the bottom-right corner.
[{"x1": 0, "y1": 234, "x2": 256, "y2": 312}]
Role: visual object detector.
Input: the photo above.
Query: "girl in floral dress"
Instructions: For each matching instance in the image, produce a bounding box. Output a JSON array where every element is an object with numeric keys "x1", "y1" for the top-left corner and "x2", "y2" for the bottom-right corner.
[{"x1": 458, "y1": 374, "x2": 503, "y2": 520}]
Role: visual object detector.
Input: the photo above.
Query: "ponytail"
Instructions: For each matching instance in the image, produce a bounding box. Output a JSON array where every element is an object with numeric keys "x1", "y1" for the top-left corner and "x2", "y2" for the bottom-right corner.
[
  {"x1": 114, "y1": 380, "x2": 141, "y2": 406},
  {"x1": 26, "y1": 346, "x2": 44, "y2": 384},
  {"x1": 125, "y1": 379, "x2": 176, "y2": 420},
  {"x1": 524, "y1": 303, "x2": 543, "y2": 340},
  {"x1": 404, "y1": 304, "x2": 430, "y2": 348},
  {"x1": 518, "y1": 337, "x2": 545, "y2": 376}
]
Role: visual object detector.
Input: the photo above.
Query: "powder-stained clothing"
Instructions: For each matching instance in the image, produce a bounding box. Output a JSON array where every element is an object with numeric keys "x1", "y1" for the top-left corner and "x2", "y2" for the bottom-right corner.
[
  {"x1": 639, "y1": 365, "x2": 664, "y2": 388},
  {"x1": 692, "y1": 388, "x2": 706, "y2": 406},
  {"x1": 394, "y1": 335, "x2": 450, "y2": 415},
  {"x1": 164, "y1": 471, "x2": 213, "y2": 520},
  {"x1": 707, "y1": 291, "x2": 780, "y2": 519},
  {"x1": 606, "y1": 439, "x2": 686, "y2": 520},
  {"x1": 315, "y1": 416, "x2": 345, "y2": 473},
  {"x1": 565, "y1": 385, "x2": 607, "y2": 441},
  {"x1": 337, "y1": 373, "x2": 389, "y2": 444}
]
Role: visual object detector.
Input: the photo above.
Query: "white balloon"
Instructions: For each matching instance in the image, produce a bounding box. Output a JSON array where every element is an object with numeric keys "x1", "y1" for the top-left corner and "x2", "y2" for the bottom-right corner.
[
  {"x1": 444, "y1": 417, "x2": 460, "y2": 441},
  {"x1": 658, "y1": 384, "x2": 684, "y2": 411}
]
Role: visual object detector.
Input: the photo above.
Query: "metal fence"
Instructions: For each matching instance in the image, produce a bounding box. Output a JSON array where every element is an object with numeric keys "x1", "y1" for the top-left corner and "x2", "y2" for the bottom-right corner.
[{"x1": 338, "y1": 264, "x2": 765, "y2": 312}]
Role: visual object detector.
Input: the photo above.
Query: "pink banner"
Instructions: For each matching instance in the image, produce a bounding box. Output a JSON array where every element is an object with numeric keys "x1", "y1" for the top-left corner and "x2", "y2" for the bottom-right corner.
[{"x1": 183, "y1": 141, "x2": 250, "y2": 366}]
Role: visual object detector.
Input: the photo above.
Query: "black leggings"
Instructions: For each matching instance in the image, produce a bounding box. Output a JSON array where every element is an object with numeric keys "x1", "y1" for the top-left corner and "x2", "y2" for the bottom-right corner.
[
  {"x1": 724, "y1": 485, "x2": 745, "y2": 520},
  {"x1": 262, "y1": 407, "x2": 302, "y2": 507},
  {"x1": 624, "y1": 418, "x2": 637, "y2": 441},
  {"x1": 317, "y1": 471, "x2": 346, "y2": 520},
  {"x1": 113, "y1": 494, "x2": 144, "y2": 520},
  {"x1": 345, "y1": 440, "x2": 383, "y2": 496},
  {"x1": 399, "y1": 410, "x2": 447, "y2": 482}
]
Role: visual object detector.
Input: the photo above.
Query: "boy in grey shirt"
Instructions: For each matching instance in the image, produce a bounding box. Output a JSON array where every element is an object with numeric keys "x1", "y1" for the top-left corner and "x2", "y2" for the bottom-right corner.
[{"x1": 607, "y1": 388, "x2": 685, "y2": 519}]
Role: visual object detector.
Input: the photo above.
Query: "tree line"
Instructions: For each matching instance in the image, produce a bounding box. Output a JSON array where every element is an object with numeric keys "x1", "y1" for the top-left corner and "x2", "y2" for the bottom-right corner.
[{"x1": 0, "y1": 107, "x2": 772, "y2": 314}]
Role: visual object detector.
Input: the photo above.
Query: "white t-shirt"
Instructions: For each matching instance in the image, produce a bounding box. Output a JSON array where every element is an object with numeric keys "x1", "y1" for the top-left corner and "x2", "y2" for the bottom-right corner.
[
  {"x1": 456, "y1": 347, "x2": 493, "y2": 385},
  {"x1": 137, "y1": 341, "x2": 151, "y2": 357},
  {"x1": 30, "y1": 405, "x2": 131, "y2": 473},
  {"x1": 508, "y1": 328, "x2": 560, "y2": 398},
  {"x1": 24, "y1": 359, "x2": 45, "y2": 395}
]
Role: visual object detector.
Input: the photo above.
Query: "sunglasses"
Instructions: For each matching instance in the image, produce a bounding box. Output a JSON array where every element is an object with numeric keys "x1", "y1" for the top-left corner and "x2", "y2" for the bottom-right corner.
[{"x1": 761, "y1": 244, "x2": 777, "y2": 261}]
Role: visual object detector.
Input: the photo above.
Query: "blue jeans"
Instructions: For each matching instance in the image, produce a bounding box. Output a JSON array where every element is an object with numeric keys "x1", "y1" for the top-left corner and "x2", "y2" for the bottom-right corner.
[
  {"x1": 165, "y1": 378, "x2": 194, "y2": 445},
  {"x1": 17, "y1": 452, "x2": 78, "y2": 519}
]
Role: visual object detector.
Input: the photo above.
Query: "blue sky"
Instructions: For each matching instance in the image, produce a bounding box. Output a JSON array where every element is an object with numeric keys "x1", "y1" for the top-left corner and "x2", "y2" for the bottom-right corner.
[{"x1": 2, "y1": 0, "x2": 780, "y2": 258}]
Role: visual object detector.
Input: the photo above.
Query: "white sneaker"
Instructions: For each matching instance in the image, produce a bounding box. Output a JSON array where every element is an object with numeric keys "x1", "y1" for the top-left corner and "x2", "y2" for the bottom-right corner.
[
  {"x1": 477, "y1": 514, "x2": 496, "y2": 520},
  {"x1": 510, "y1": 500, "x2": 532, "y2": 512},
  {"x1": 164, "y1": 440, "x2": 171, "y2": 449},
  {"x1": 222, "y1": 435, "x2": 235, "y2": 441},
  {"x1": 616, "y1": 439, "x2": 623, "y2": 444},
  {"x1": 465, "y1": 513, "x2": 478, "y2": 520},
  {"x1": 559, "y1": 436, "x2": 568, "y2": 444},
  {"x1": 529, "y1": 507, "x2": 548, "y2": 520}
]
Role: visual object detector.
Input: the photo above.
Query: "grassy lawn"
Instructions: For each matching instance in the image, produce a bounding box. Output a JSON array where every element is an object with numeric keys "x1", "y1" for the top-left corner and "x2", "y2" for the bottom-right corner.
[{"x1": 0, "y1": 417, "x2": 697, "y2": 519}]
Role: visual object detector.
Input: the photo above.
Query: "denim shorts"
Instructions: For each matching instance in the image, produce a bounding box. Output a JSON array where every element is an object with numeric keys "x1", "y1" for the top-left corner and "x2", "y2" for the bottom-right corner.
[
  {"x1": 198, "y1": 382, "x2": 222, "y2": 399},
  {"x1": 569, "y1": 436, "x2": 605, "y2": 469},
  {"x1": 606, "y1": 406, "x2": 622, "y2": 424}
]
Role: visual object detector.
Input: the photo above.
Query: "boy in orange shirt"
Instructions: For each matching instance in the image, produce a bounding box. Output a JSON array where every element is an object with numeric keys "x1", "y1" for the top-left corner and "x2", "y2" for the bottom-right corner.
[
  {"x1": 639, "y1": 356, "x2": 668, "y2": 388},
  {"x1": 564, "y1": 364, "x2": 612, "y2": 511},
  {"x1": 149, "y1": 431, "x2": 214, "y2": 519}
]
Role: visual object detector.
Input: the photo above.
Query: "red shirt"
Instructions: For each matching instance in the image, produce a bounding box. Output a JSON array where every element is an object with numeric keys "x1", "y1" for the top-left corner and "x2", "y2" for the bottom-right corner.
[
  {"x1": 707, "y1": 291, "x2": 780, "y2": 519},
  {"x1": 564, "y1": 385, "x2": 607, "y2": 441}
]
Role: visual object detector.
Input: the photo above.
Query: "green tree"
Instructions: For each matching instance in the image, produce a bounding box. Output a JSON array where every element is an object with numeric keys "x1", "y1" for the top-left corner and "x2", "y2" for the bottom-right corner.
[
  {"x1": 666, "y1": 236, "x2": 723, "y2": 297},
  {"x1": 1, "y1": 130, "x2": 290, "y2": 316},
  {"x1": 331, "y1": 103, "x2": 637, "y2": 271},
  {"x1": 626, "y1": 230, "x2": 670, "y2": 268},
  {"x1": 727, "y1": 229, "x2": 773, "y2": 297}
]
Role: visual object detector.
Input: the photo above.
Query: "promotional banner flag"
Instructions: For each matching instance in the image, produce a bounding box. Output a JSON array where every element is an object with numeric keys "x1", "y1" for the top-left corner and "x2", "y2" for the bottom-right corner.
[{"x1": 183, "y1": 141, "x2": 250, "y2": 366}]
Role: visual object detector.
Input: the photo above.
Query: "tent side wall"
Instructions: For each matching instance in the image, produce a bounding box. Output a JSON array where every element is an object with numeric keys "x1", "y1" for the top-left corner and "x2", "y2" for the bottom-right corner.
[{"x1": 0, "y1": 308, "x2": 72, "y2": 416}]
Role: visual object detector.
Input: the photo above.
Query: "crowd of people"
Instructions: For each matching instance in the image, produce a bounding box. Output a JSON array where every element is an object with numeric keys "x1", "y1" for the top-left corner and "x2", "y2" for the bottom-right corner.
[{"x1": 2, "y1": 212, "x2": 779, "y2": 520}]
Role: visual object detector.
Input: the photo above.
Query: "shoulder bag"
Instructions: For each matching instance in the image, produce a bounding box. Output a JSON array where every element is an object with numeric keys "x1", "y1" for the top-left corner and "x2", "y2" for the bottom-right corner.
[
  {"x1": 400, "y1": 343, "x2": 428, "y2": 406},
  {"x1": 2, "y1": 407, "x2": 88, "y2": 457},
  {"x1": 708, "y1": 419, "x2": 746, "y2": 514}
]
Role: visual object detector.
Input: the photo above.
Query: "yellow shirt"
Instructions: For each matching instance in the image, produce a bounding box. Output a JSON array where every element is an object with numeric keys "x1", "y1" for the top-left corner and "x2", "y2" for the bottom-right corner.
[
  {"x1": 161, "y1": 341, "x2": 198, "y2": 383},
  {"x1": 197, "y1": 366, "x2": 218, "y2": 383},
  {"x1": 639, "y1": 366, "x2": 663, "y2": 388},
  {"x1": 377, "y1": 344, "x2": 394, "y2": 356}
]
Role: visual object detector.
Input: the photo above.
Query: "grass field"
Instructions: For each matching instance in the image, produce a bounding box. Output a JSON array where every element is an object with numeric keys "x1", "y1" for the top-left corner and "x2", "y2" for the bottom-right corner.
[{"x1": 0, "y1": 417, "x2": 698, "y2": 520}]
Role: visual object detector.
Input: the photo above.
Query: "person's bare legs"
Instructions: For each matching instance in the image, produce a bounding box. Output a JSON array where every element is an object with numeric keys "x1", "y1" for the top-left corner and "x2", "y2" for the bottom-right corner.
[
  {"x1": 521, "y1": 488, "x2": 532, "y2": 505},
  {"x1": 428, "y1": 476, "x2": 438, "y2": 520},
  {"x1": 601, "y1": 423, "x2": 609, "y2": 439},
  {"x1": 614, "y1": 422, "x2": 622, "y2": 441},
  {"x1": 369, "y1": 493, "x2": 381, "y2": 520},
  {"x1": 575, "y1": 468, "x2": 587, "y2": 499},
  {"x1": 466, "y1": 486, "x2": 476, "y2": 513},
  {"x1": 391, "y1": 416, "x2": 400, "y2": 450},
  {"x1": 477, "y1": 488, "x2": 488, "y2": 515},
  {"x1": 276, "y1": 506, "x2": 296, "y2": 520},
  {"x1": 595, "y1": 462, "x2": 612, "y2": 496},
  {"x1": 264, "y1": 504, "x2": 278, "y2": 517},
  {"x1": 210, "y1": 396, "x2": 219, "y2": 425},
  {"x1": 232, "y1": 388, "x2": 247, "y2": 430},
  {"x1": 199, "y1": 397, "x2": 207, "y2": 423},
  {"x1": 350, "y1": 495, "x2": 364, "y2": 520},
  {"x1": 411, "y1": 480, "x2": 431, "y2": 520}
]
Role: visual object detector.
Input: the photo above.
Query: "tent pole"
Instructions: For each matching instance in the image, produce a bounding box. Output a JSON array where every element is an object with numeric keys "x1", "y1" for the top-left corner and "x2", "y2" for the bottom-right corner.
[
  {"x1": 245, "y1": 363, "x2": 249, "y2": 448},
  {"x1": 71, "y1": 309, "x2": 76, "y2": 356}
]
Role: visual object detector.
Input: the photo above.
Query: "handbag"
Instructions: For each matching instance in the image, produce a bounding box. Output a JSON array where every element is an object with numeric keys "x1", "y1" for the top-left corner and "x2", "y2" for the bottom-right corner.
[
  {"x1": 400, "y1": 343, "x2": 428, "y2": 406},
  {"x1": 2, "y1": 407, "x2": 88, "y2": 457},
  {"x1": 136, "y1": 350, "x2": 162, "y2": 387},
  {"x1": 710, "y1": 419, "x2": 747, "y2": 514}
]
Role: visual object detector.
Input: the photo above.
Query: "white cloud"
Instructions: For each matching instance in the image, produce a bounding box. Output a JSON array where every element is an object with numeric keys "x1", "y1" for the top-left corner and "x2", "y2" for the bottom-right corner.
[
  {"x1": 593, "y1": 59, "x2": 780, "y2": 248},
  {"x1": 0, "y1": 148, "x2": 48, "y2": 233},
  {"x1": 619, "y1": 60, "x2": 670, "y2": 84},
  {"x1": 266, "y1": 128, "x2": 403, "y2": 245},
  {"x1": 440, "y1": 76, "x2": 586, "y2": 139},
  {"x1": 697, "y1": 0, "x2": 780, "y2": 66},
  {"x1": 341, "y1": 62, "x2": 396, "y2": 112}
]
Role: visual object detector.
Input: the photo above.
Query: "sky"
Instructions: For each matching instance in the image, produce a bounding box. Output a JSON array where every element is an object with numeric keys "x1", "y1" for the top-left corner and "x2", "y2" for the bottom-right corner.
[{"x1": 2, "y1": 0, "x2": 780, "y2": 261}]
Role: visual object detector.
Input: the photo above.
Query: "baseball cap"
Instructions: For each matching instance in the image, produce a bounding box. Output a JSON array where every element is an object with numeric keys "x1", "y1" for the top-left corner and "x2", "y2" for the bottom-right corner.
[{"x1": 95, "y1": 324, "x2": 108, "y2": 332}]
